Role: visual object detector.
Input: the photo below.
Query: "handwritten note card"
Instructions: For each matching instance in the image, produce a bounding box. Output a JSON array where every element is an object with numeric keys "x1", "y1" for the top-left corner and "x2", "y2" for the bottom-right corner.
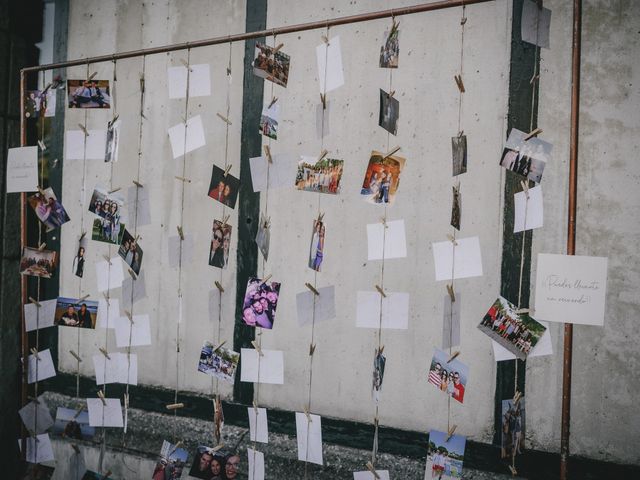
[
  {"x1": 535, "y1": 254, "x2": 608, "y2": 326},
  {"x1": 6, "y1": 146, "x2": 38, "y2": 193}
]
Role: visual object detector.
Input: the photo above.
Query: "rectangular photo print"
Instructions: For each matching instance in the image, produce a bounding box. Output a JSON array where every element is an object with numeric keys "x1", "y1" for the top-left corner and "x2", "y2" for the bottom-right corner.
[
  {"x1": 67, "y1": 79, "x2": 111, "y2": 108},
  {"x1": 208, "y1": 165, "x2": 240, "y2": 209},
  {"x1": 499, "y1": 128, "x2": 551, "y2": 183},
  {"x1": 209, "y1": 220, "x2": 232, "y2": 269},
  {"x1": 72, "y1": 237, "x2": 88, "y2": 278},
  {"x1": 52, "y1": 407, "x2": 95, "y2": 440},
  {"x1": 151, "y1": 440, "x2": 188, "y2": 480},
  {"x1": 255, "y1": 216, "x2": 271, "y2": 261},
  {"x1": 451, "y1": 134, "x2": 467, "y2": 176},
  {"x1": 189, "y1": 446, "x2": 227, "y2": 479},
  {"x1": 54, "y1": 296, "x2": 98, "y2": 329},
  {"x1": 241, "y1": 277, "x2": 281, "y2": 330},
  {"x1": 105, "y1": 117, "x2": 121, "y2": 162},
  {"x1": 451, "y1": 184, "x2": 461, "y2": 231},
  {"x1": 478, "y1": 296, "x2": 547, "y2": 361},
  {"x1": 501, "y1": 397, "x2": 525, "y2": 459},
  {"x1": 252, "y1": 43, "x2": 290, "y2": 88},
  {"x1": 372, "y1": 349, "x2": 386, "y2": 402},
  {"x1": 427, "y1": 348, "x2": 469, "y2": 404},
  {"x1": 425, "y1": 429, "x2": 466, "y2": 479},
  {"x1": 24, "y1": 89, "x2": 56, "y2": 119},
  {"x1": 379, "y1": 89, "x2": 399, "y2": 135},
  {"x1": 360, "y1": 150, "x2": 406, "y2": 205},
  {"x1": 88, "y1": 187, "x2": 126, "y2": 245},
  {"x1": 28, "y1": 187, "x2": 71, "y2": 231},
  {"x1": 379, "y1": 22, "x2": 399, "y2": 68},
  {"x1": 118, "y1": 229, "x2": 143, "y2": 276},
  {"x1": 20, "y1": 247, "x2": 57, "y2": 279},
  {"x1": 308, "y1": 218, "x2": 326, "y2": 272},
  {"x1": 259, "y1": 101, "x2": 279, "y2": 140},
  {"x1": 197, "y1": 341, "x2": 240, "y2": 383},
  {"x1": 295, "y1": 156, "x2": 344, "y2": 195}
]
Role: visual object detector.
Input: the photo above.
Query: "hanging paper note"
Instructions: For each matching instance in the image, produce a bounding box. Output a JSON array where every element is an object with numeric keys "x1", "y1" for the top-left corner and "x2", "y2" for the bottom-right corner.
[
  {"x1": 168, "y1": 115, "x2": 206, "y2": 159},
  {"x1": 248, "y1": 407, "x2": 269, "y2": 443},
  {"x1": 6, "y1": 146, "x2": 38, "y2": 193},
  {"x1": 521, "y1": 0, "x2": 551, "y2": 48},
  {"x1": 296, "y1": 285, "x2": 336, "y2": 326},
  {"x1": 316, "y1": 36, "x2": 345, "y2": 93},
  {"x1": 168, "y1": 233, "x2": 194, "y2": 268},
  {"x1": 432, "y1": 236, "x2": 483, "y2": 281},
  {"x1": 367, "y1": 219, "x2": 407, "y2": 260},
  {"x1": 250, "y1": 153, "x2": 297, "y2": 192},
  {"x1": 86, "y1": 397, "x2": 123, "y2": 427},
  {"x1": 248, "y1": 448, "x2": 265, "y2": 480},
  {"x1": 24, "y1": 299, "x2": 57, "y2": 332},
  {"x1": 96, "y1": 297, "x2": 119, "y2": 329},
  {"x1": 19, "y1": 434, "x2": 55, "y2": 463},
  {"x1": 18, "y1": 396, "x2": 54, "y2": 434},
  {"x1": 95, "y1": 256, "x2": 124, "y2": 292},
  {"x1": 65, "y1": 129, "x2": 108, "y2": 160},
  {"x1": 93, "y1": 352, "x2": 138, "y2": 385},
  {"x1": 356, "y1": 290, "x2": 410, "y2": 330},
  {"x1": 514, "y1": 185, "x2": 543, "y2": 232},
  {"x1": 25, "y1": 348, "x2": 56, "y2": 383},
  {"x1": 295, "y1": 412, "x2": 323, "y2": 465},
  {"x1": 240, "y1": 348, "x2": 284, "y2": 384},
  {"x1": 168, "y1": 63, "x2": 211, "y2": 99},
  {"x1": 114, "y1": 313, "x2": 151, "y2": 347}
]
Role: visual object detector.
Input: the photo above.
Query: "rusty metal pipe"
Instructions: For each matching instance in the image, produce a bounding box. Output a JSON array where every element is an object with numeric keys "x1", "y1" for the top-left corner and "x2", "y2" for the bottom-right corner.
[{"x1": 19, "y1": 69, "x2": 28, "y2": 460}]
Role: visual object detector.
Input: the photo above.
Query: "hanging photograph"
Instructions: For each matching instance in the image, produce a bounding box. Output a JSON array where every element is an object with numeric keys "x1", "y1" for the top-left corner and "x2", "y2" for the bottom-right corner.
[
  {"x1": 24, "y1": 89, "x2": 56, "y2": 118},
  {"x1": 477, "y1": 296, "x2": 547, "y2": 360},
  {"x1": 208, "y1": 165, "x2": 240, "y2": 209},
  {"x1": 360, "y1": 150, "x2": 406, "y2": 205},
  {"x1": 259, "y1": 101, "x2": 279, "y2": 140},
  {"x1": 256, "y1": 215, "x2": 271, "y2": 261},
  {"x1": 20, "y1": 246, "x2": 57, "y2": 279},
  {"x1": 427, "y1": 348, "x2": 469, "y2": 404},
  {"x1": 308, "y1": 218, "x2": 326, "y2": 272},
  {"x1": 451, "y1": 134, "x2": 468, "y2": 176},
  {"x1": 379, "y1": 89, "x2": 399, "y2": 135},
  {"x1": 67, "y1": 79, "x2": 111, "y2": 108},
  {"x1": 252, "y1": 43, "x2": 290, "y2": 88},
  {"x1": 54, "y1": 296, "x2": 99, "y2": 329},
  {"x1": 197, "y1": 341, "x2": 240, "y2": 383},
  {"x1": 118, "y1": 229, "x2": 143, "y2": 276},
  {"x1": 295, "y1": 155, "x2": 344, "y2": 195},
  {"x1": 379, "y1": 22, "x2": 399, "y2": 68},
  {"x1": 88, "y1": 187, "x2": 127, "y2": 245},
  {"x1": 189, "y1": 446, "x2": 226, "y2": 480},
  {"x1": 28, "y1": 187, "x2": 71, "y2": 232},
  {"x1": 105, "y1": 117, "x2": 121, "y2": 162},
  {"x1": 241, "y1": 277, "x2": 281, "y2": 330},
  {"x1": 72, "y1": 237, "x2": 87, "y2": 278},
  {"x1": 209, "y1": 220, "x2": 232, "y2": 269},
  {"x1": 151, "y1": 440, "x2": 188, "y2": 480},
  {"x1": 501, "y1": 397, "x2": 526, "y2": 459},
  {"x1": 372, "y1": 349, "x2": 386, "y2": 402},
  {"x1": 425, "y1": 429, "x2": 467, "y2": 479},
  {"x1": 499, "y1": 128, "x2": 551, "y2": 184},
  {"x1": 52, "y1": 407, "x2": 95, "y2": 440},
  {"x1": 451, "y1": 184, "x2": 461, "y2": 231}
]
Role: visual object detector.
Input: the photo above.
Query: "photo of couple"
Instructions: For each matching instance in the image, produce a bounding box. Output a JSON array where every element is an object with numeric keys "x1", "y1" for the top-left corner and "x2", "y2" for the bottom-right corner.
[
  {"x1": 427, "y1": 348, "x2": 469, "y2": 404},
  {"x1": 241, "y1": 277, "x2": 281, "y2": 330},
  {"x1": 360, "y1": 151, "x2": 406, "y2": 205},
  {"x1": 28, "y1": 187, "x2": 71, "y2": 232},
  {"x1": 501, "y1": 398, "x2": 525, "y2": 459},
  {"x1": 189, "y1": 447, "x2": 241, "y2": 480},
  {"x1": 197, "y1": 342, "x2": 239, "y2": 384},
  {"x1": 88, "y1": 187, "x2": 126, "y2": 245},
  {"x1": 208, "y1": 165, "x2": 240, "y2": 209},
  {"x1": 67, "y1": 79, "x2": 111, "y2": 108},
  {"x1": 425, "y1": 430, "x2": 466, "y2": 480},
  {"x1": 295, "y1": 156, "x2": 344, "y2": 195},
  {"x1": 252, "y1": 43, "x2": 290, "y2": 88},
  {"x1": 54, "y1": 297, "x2": 98, "y2": 329},
  {"x1": 118, "y1": 229, "x2": 143, "y2": 275},
  {"x1": 209, "y1": 220, "x2": 232, "y2": 269},
  {"x1": 308, "y1": 218, "x2": 326, "y2": 271},
  {"x1": 20, "y1": 247, "x2": 57, "y2": 279}
]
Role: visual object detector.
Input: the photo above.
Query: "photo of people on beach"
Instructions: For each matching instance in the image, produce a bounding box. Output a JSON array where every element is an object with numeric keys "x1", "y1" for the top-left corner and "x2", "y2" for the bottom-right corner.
[
  {"x1": 241, "y1": 277, "x2": 281, "y2": 330},
  {"x1": 54, "y1": 296, "x2": 98, "y2": 329},
  {"x1": 425, "y1": 429, "x2": 466, "y2": 479},
  {"x1": 151, "y1": 440, "x2": 188, "y2": 480},
  {"x1": 360, "y1": 150, "x2": 406, "y2": 205}
]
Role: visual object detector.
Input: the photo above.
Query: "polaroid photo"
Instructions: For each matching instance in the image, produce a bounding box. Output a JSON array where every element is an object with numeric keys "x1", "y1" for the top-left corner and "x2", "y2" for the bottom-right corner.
[
  {"x1": 28, "y1": 187, "x2": 71, "y2": 231},
  {"x1": 197, "y1": 341, "x2": 240, "y2": 383},
  {"x1": 241, "y1": 277, "x2": 281, "y2": 330},
  {"x1": 427, "y1": 348, "x2": 469, "y2": 404},
  {"x1": 19, "y1": 396, "x2": 54, "y2": 434},
  {"x1": 499, "y1": 128, "x2": 551, "y2": 184},
  {"x1": 501, "y1": 397, "x2": 526, "y2": 459},
  {"x1": 425, "y1": 429, "x2": 466, "y2": 479},
  {"x1": 208, "y1": 165, "x2": 240, "y2": 209},
  {"x1": 259, "y1": 102, "x2": 279, "y2": 140},
  {"x1": 67, "y1": 79, "x2": 111, "y2": 108},
  {"x1": 20, "y1": 463, "x2": 55, "y2": 480},
  {"x1": 372, "y1": 349, "x2": 386, "y2": 402},
  {"x1": 88, "y1": 187, "x2": 127, "y2": 245},
  {"x1": 451, "y1": 134, "x2": 468, "y2": 177},
  {"x1": 24, "y1": 299, "x2": 57, "y2": 332},
  {"x1": 189, "y1": 446, "x2": 227, "y2": 480},
  {"x1": 477, "y1": 296, "x2": 547, "y2": 360},
  {"x1": 253, "y1": 43, "x2": 290, "y2": 88},
  {"x1": 20, "y1": 247, "x2": 57, "y2": 279},
  {"x1": 521, "y1": 0, "x2": 551, "y2": 48},
  {"x1": 295, "y1": 155, "x2": 344, "y2": 195},
  {"x1": 209, "y1": 220, "x2": 232, "y2": 269},
  {"x1": 104, "y1": 118, "x2": 121, "y2": 163},
  {"x1": 360, "y1": 150, "x2": 406, "y2": 205},
  {"x1": 72, "y1": 237, "x2": 88, "y2": 278},
  {"x1": 6, "y1": 146, "x2": 38, "y2": 193},
  {"x1": 118, "y1": 229, "x2": 143, "y2": 276},
  {"x1": 24, "y1": 88, "x2": 56, "y2": 119},
  {"x1": 451, "y1": 184, "x2": 461, "y2": 231},
  {"x1": 255, "y1": 215, "x2": 271, "y2": 261},
  {"x1": 379, "y1": 89, "x2": 399, "y2": 135},
  {"x1": 379, "y1": 22, "x2": 399, "y2": 68},
  {"x1": 308, "y1": 218, "x2": 326, "y2": 272},
  {"x1": 55, "y1": 296, "x2": 98, "y2": 329},
  {"x1": 152, "y1": 440, "x2": 189, "y2": 480},
  {"x1": 53, "y1": 407, "x2": 95, "y2": 441}
]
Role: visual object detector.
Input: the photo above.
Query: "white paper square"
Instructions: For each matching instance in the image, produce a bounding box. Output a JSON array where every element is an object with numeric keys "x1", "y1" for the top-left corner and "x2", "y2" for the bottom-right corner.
[
  {"x1": 127, "y1": 185, "x2": 152, "y2": 227},
  {"x1": 24, "y1": 299, "x2": 57, "y2": 332},
  {"x1": 65, "y1": 130, "x2": 85, "y2": 160},
  {"x1": 114, "y1": 314, "x2": 151, "y2": 347},
  {"x1": 87, "y1": 397, "x2": 123, "y2": 427},
  {"x1": 514, "y1": 185, "x2": 543, "y2": 232},
  {"x1": 6, "y1": 146, "x2": 38, "y2": 193},
  {"x1": 248, "y1": 407, "x2": 269, "y2": 443},
  {"x1": 442, "y1": 294, "x2": 461, "y2": 350},
  {"x1": 492, "y1": 320, "x2": 553, "y2": 361},
  {"x1": 95, "y1": 257, "x2": 124, "y2": 292},
  {"x1": 168, "y1": 115, "x2": 206, "y2": 159},
  {"x1": 18, "y1": 397, "x2": 54, "y2": 434},
  {"x1": 66, "y1": 130, "x2": 107, "y2": 160},
  {"x1": 353, "y1": 471, "x2": 390, "y2": 480},
  {"x1": 432, "y1": 236, "x2": 483, "y2": 281},
  {"x1": 250, "y1": 153, "x2": 297, "y2": 192},
  {"x1": 534, "y1": 254, "x2": 608, "y2": 326},
  {"x1": 356, "y1": 291, "x2": 409, "y2": 330},
  {"x1": 122, "y1": 269, "x2": 147, "y2": 303},
  {"x1": 168, "y1": 64, "x2": 211, "y2": 99},
  {"x1": 296, "y1": 285, "x2": 336, "y2": 326},
  {"x1": 93, "y1": 352, "x2": 138, "y2": 385},
  {"x1": 19, "y1": 434, "x2": 55, "y2": 463},
  {"x1": 295, "y1": 412, "x2": 323, "y2": 465},
  {"x1": 522, "y1": 0, "x2": 551, "y2": 48},
  {"x1": 240, "y1": 349, "x2": 284, "y2": 384},
  {"x1": 316, "y1": 101, "x2": 330, "y2": 139},
  {"x1": 168, "y1": 234, "x2": 194, "y2": 268},
  {"x1": 367, "y1": 219, "x2": 407, "y2": 260},
  {"x1": 96, "y1": 298, "x2": 119, "y2": 329},
  {"x1": 316, "y1": 36, "x2": 345, "y2": 93},
  {"x1": 26, "y1": 349, "x2": 56, "y2": 384},
  {"x1": 247, "y1": 448, "x2": 265, "y2": 480}
]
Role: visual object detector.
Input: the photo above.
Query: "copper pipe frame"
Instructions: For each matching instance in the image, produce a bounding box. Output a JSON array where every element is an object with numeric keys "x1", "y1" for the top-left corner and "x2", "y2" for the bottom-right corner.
[
  {"x1": 19, "y1": 69, "x2": 28, "y2": 459},
  {"x1": 561, "y1": 0, "x2": 582, "y2": 479}
]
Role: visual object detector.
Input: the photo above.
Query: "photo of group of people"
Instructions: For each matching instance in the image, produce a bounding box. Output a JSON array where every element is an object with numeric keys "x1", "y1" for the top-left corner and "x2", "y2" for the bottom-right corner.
[
  {"x1": 360, "y1": 151, "x2": 406, "y2": 205},
  {"x1": 241, "y1": 277, "x2": 281, "y2": 330},
  {"x1": 118, "y1": 229, "x2": 143, "y2": 275},
  {"x1": 478, "y1": 296, "x2": 547, "y2": 360},
  {"x1": 379, "y1": 22, "x2": 399, "y2": 68},
  {"x1": 499, "y1": 128, "x2": 551, "y2": 184},
  {"x1": 209, "y1": 220, "x2": 232, "y2": 269},
  {"x1": 427, "y1": 348, "x2": 469, "y2": 404},
  {"x1": 308, "y1": 218, "x2": 326, "y2": 271},
  {"x1": 252, "y1": 43, "x2": 290, "y2": 88},
  {"x1": 208, "y1": 165, "x2": 240, "y2": 209},
  {"x1": 28, "y1": 187, "x2": 71, "y2": 232},
  {"x1": 105, "y1": 118, "x2": 121, "y2": 162},
  {"x1": 24, "y1": 89, "x2": 55, "y2": 119},
  {"x1": 197, "y1": 342, "x2": 240, "y2": 383},
  {"x1": 295, "y1": 157, "x2": 344, "y2": 195},
  {"x1": 20, "y1": 246, "x2": 57, "y2": 279},
  {"x1": 379, "y1": 89, "x2": 399, "y2": 135},
  {"x1": 67, "y1": 79, "x2": 111, "y2": 108},
  {"x1": 451, "y1": 134, "x2": 468, "y2": 176},
  {"x1": 54, "y1": 297, "x2": 98, "y2": 329},
  {"x1": 425, "y1": 429, "x2": 466, "y2": 479},
  {"x1": 189, "y1": 447, "x2": 241, "y2": 480},
  {"x1": 259, "y1": 102, "x2": 279, "y2": 140},
  {"x1": 501, "y1": 398, "x2": 525, "y2": 459},
  {"x1": 53, "y1": 407, "x2": 95, "y2": 440},
  {"x1": 88, "y1": 187, "x2": 126, "y2": 245},
  {"x1": 151, "y1": 440, "x2": 189, "y2": 480}
]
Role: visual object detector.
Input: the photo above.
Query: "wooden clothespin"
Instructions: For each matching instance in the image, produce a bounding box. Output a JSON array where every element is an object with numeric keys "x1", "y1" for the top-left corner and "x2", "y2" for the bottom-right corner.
[
  {"x1": 321, "y1": 34, "x2": 329, "y2": 45},
  {"x1": 524, "y1": 128, "x2": 542, "y2": 141},
  {"x1": 365, "y1": 461, "x2": 380, "y2": 479},
  {"x1": 454, "y1": 74, "x2": 465, "y2": 93},
  {"x1": 381, "y1": 216, "x2": 388, "y2": 228},
  {"x1": 320, "y1": 93, "x2": 327, "y2": 110},
  {"x1": 179, "y1": 58, "x2": 192, "y2": 71},
  {"x1": 520, "y1": 180, "x2": 530, "y2": 199},
  {"x1": 317, "y1": 148, "x2": 328, "y2": 163},
  {"x1": 317, "y1": 211, "x2": 325, "y2": 223},
  {"x1": 79, "y1": 230, "x2": 87, "y2": 241},
  {"x1": 101, "y1": 470, "x2": 112, "y2": 480},
  {"x1": 447, "y1": 233, "x2": 458, "y2": 246},
  {"x1": 69, "y1": 350, "x2": 83, "y2": 362},
  {"x1": 170, "y1": 441, "x2": 184, "y2": 456},
  {"x1": 99, "y1": 347, "x2": 111, "y2": 360},
  {"x1": 97, "y1": 390, "x2": 107, "y2": 406},
  {"x1": 446, "y1": 284, "x2": 456, "y2": 302},
  {"x1": 124, "y1": 310, "x2": 134, "y2": 323},
  {"x1": 530, "y1": 73, "x2": 540, "y2": 85},
  {"x1": 174, "y1": 175, "x2": 191, "y2": 183},
  {"x1": 309, "y1": 343, "x2": 316, "y2": 356},
  {"x1": 263, "y1": 145, "x2": 273, "y2": 164},
  {"x1": 388, "y1": 90, "x2": 395, "y2": 97},
  {"x1": 109, "y1": 114, "x2": 119, "y2": 127},
  {"x1": 513, "y1": 390, "x2": 523, "y2": 405},
  {"x1": 447, "y1": 351, "x2": 461, "y2": 363},
  {"x1": 29, "y1": 348, "x2": 40, "y2": 360},
  {"x1": 102, "y1": 254, "x2": 112, "y2": 265},
  {"x1": 383, "y1": 145, "x2": 401, "y2": 159},
  {"x1": 78, "y1": 294, "x2": 90, "y2": 302},
  {"x1": 166, "y1": 403, "x2": 185, "y2": 410},
  {"x1": 446, "y1": 424, "x2": 458, "y2": 441},
  {"x1": 71, "y1": 444, "x2": 80, "y2": 454},
  {"x1": 458, "y1": 130, "x2": 465, "y2": 138},
  {"x1": 102, "y1": 292, "x2": 110, "y2": 304},
  {"x1": 303, "y1": 406, "x2": 313, "y2": 423},
  {"x1": 508, "y1": 465, "x2": 518, "y2": 475},
  {"x1": 261, "y1": 274, "x2": 272, "y2": 285},
  {"x1": 87, "y1": 72, "x2": 97, "y2": 81},
  {"x1": 267, "y1": 96, "x2": 278, "y2": 109},
  {"x1": 78, "y1": 123, "x2": 89, "y2": 136},
  {"x1": 251, "y1": 340, "x2": 264, "y2": 356},
  {"x1": 377, "y1": 345, "x2": 385, "y2": 356},
  {"x1": 37, "y1": 140, "x2": 46, "y2": 151},
  {"x1": 213, "y1": 340, "x2": 226, "y2": 352},
  {"x1": 305, "y1": 282, "x2": 320, "y2": 296},
  {"x1": 273, "y1": 43, "x2": 284, "y2": 53},
  {"x1": 217, "y1": 112, "x2": 232, "y2": 125},
  {"x1": 73, "y1": 404, "x2": 85, "y2": 419},
  {"x1": 460, "y1": 16, "x2": 467, "y2": 25},
  {"x1": 212, "y1": 443, "x2": 225, "y2": 452},
  {"x1": 38, "y1": 242, "x2": 46, "y2": 251},
  {"x1": 177, "y1": 225, "x2": 184, "y2": 240},
  {"x1": 108, "y1": 187, "x2": 121, "y2": 194},
  {"x1": 375, "y1": 284, "x2": 386, "y2": 298},
  {"x1": 127, "y1": 268, "x2": 138, "y2": 280},
  {"x1": 223, "y1": 164, "x2": 233, "y2": 177},
  {"x1": 214, "y1": 280, "x2": 225, "y2": 293},
  {"x1": 132, "y1": 180, "x2": 144, "y2": 188},
  {"x1": 28, "y1": 297, "x2": 41, "y2": 307},
  {"x1": 252, "y1": 401, "x2": 259, "y2": 414},
  {"x1": 221, "y1": 213, "x2": 231, "y2": 226}
]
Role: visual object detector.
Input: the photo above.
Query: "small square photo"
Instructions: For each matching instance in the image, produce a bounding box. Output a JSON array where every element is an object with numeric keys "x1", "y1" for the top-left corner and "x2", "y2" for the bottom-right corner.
[
  {"x1": 253, "y1": 43, "x2": 290, "y2": 88},
  {"x1": 67, "y1": 79, "x2": 111, "y2": 108},
  {"x1": 360, "y1": 151, "x2": 406, "y2": 205},
  {"x1": 379, "y1": 89, "x2": 399, "y2": 135},
  {"x1": 118, "y1": 229, "x2": 143, "y2": 276},
  {"x1": 54, "y1": 296, "x2": 99, "y2": 329},
  {"x1": 208, "y1": 165, "x2": 240, "y2": 209},
  {"x1": 308, "y1": 218, "x2": 326, "y2": 272},
  {"x1": 20, "y1": 247, "x2": 57, "y2": 278},
  {"x1": 295, "y1": 156, "x2": 344, "y2": 195},
  {"x1": 241, "y1": 277, "x2": 281, "y2": 330},
  {"x1": 197, "y1": 341, "x2": 240, "y2": 383},
  {"x1": 427, "y1": 348, "x2": 469, "y2": 404},
  {"x1": 88, "y1": 187, "x2": 126, "y2": 245}
]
